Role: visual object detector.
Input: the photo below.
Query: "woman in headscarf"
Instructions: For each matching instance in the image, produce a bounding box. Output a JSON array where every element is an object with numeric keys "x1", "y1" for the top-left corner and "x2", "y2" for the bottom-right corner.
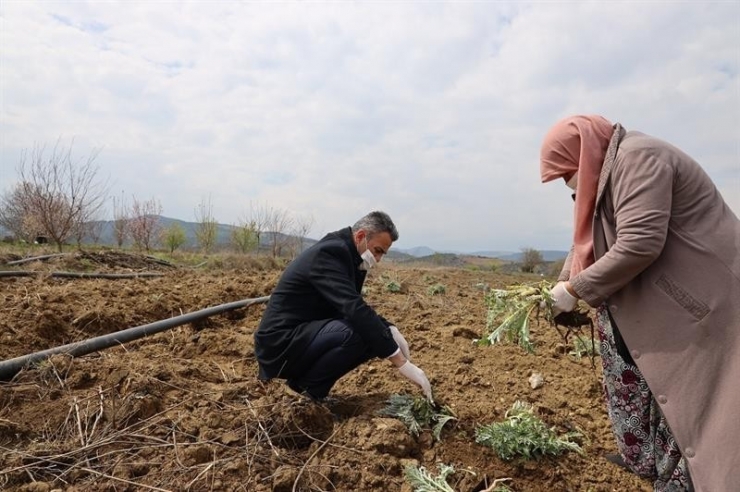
[{"x1": 540, "y1": 115, "x2": 740, "y2": 492}]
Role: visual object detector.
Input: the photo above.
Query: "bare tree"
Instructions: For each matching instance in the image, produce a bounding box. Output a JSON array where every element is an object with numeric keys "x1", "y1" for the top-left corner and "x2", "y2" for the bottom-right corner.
[
  {"x1": 520, "y1": 247, "x2": 544, "y2": 273},
  {"x1": 264, "y1": 206, "x2": 294, "y2": 258},
  {"x1": 87, "y1": 219, "x2": 105, "y2": 245},
  {"x1": 129, "y1": 196, "x2": 162, "y2": 252},
  {"x1": 13, "y1": 140, "x2": 108, "y2": 252},
  {"x1": 0, "y1": 182, "x2": 38, "y2": 242},
  {"x1": 71, "y1": 197, "x2": 105, "y2": 248},
  {"x1": 71, "y1": 217, "x2": 104, "y2": 248},
  {"x1": 290, "y1": 213, "x2": 314, "y2": 257},
  {"x1": 246, "y1": 201, "x2": 270, "y2": 254},
  {"x1": 194, "y1": 195, "x2": 218, "y2": 253},
  {"x1": 112, "y1": 192, "x2": 130, "y2": 248},
  {"x1": 230, "y1": 219, "x2": 258, "y2": 254}
]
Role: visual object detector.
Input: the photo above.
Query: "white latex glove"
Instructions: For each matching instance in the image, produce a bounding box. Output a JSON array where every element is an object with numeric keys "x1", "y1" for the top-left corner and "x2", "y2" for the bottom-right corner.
[
  {"x1": 550, "y1": 281, "x2": 578, "y2": 316},
  {"x1": 398, "y1": 360, "x2": 433, "y2": 402},
  {"x1": 389, "y1": 325, "x2": 411, "y2": 361}
]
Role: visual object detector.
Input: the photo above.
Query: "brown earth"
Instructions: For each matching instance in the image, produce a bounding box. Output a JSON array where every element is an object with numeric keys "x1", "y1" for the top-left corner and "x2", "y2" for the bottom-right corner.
[{"x1": 0, "y1": 251, "x2": 652, "y2": 491}]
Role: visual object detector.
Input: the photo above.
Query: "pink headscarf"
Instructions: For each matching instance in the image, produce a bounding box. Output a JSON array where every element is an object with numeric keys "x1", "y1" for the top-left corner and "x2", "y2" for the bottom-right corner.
[{"x1": 540, "y1": 115, "x2": 614, "y2": 276}]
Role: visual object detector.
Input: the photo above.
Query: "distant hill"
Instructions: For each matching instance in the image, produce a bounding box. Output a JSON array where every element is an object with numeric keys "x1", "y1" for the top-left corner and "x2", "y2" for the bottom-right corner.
[
  {"x1": 466, "y1": 250, "x2": 515, "y2": 258},
  {"x1": 494, "y1": 250, "x2": 569, "y2": 262},
  {"x1": 395, "y1": 246, "x2": 568, "y2": 262},
  {"x1": 397, "y1": 246, "x2": 436, "y2": 257}
]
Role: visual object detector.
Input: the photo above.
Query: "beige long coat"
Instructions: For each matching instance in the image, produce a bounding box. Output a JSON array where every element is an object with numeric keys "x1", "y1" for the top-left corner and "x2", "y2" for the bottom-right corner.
[{"x1": 564, "y1": 125, "x2": 740, "y2": 491}]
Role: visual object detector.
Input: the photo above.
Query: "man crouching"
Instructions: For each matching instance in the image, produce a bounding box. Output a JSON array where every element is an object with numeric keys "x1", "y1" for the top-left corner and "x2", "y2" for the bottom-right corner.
[{"x1": 254, "y1": 211, "x2": 432, "y2": 402}]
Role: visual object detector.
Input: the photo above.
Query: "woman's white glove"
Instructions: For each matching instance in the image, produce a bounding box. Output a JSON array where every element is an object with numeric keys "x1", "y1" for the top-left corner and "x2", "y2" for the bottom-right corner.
[
  {"x1": 398, "y1": 360, "x2": 433, "y2": 402},
  {"x1": 550, "y1": 281, "x2": 578, "y2": 316},
  {"x1": 389, "y1": 325, "x2": 411, "y2": 360}
]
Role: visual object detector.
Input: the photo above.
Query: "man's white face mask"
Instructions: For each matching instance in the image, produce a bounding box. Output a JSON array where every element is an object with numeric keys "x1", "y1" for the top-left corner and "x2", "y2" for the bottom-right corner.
[
  {"x1": 565, "y1": 173, "x2": 578, "y2": 191},
  {"x1": 359, "y1": 237, "x2": 378, "y2": 271}
]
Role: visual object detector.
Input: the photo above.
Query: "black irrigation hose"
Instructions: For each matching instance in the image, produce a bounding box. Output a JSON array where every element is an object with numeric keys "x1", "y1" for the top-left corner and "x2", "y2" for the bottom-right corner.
[
  {"x1": 5, "y1": 253, "x2": 69, "y2": 266},
  {"x1": 0, "y1": 295, "x2": 271, "y2": 381},
  {"x1": 144, "y1": 255, "x2": 176, "y2": 267},
  {"x1": 0, "y1": 271, "x2": 34, "y2": 278},
  {"x1": 0, "y1": 271, "x2": 164, "y2": 279}
]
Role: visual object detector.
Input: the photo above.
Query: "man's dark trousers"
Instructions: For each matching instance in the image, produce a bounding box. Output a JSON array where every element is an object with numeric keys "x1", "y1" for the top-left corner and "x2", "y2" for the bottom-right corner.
[{"x1": 286, "y1": 319, "x2": 373, "y2": 399}]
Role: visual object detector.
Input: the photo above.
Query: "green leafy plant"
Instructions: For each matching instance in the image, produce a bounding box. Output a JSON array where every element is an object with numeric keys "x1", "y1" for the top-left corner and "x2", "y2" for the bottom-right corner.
[
  {"x1": 385, "y1": 279, "x2": 403, "y2": 293},
  {"x1": 379, "y1": 394, "x2": 456, "y2": 441},
  {"x1": 378, "y1": 272, "x2": 406, "y2": 294},
  {"x1": 569, "y1": 336, "x2": 600, "y2": 360},
  {"x1": 404, "y1": 463, "x2": 456, "y2": 492},
  {"x1": 405, "y1": 463, "x2": 512, "y2": 492},
  {"x1": 475, "y1": 401, "x2": 583, "y2": 460},
  {"x1": 477, "y1": 281, "x2": 554, "y2": 353},
  {"x1": 427, "y1": 284, "x2": 446, "y2": 295}
]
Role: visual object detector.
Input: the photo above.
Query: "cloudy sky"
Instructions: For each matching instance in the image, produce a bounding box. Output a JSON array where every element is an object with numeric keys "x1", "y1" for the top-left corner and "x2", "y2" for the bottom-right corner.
[{"x1": 1, "y1": 1, "x2": 738, "y2": 253}]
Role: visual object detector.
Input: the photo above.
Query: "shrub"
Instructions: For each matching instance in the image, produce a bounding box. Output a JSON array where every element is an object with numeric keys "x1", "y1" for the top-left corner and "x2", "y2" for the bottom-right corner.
[
  {"x1": 379, "y1": 394, "x2": 456, "y2": 441},
  {"x1": 427, "y1": 284, "x2": 446, "y2": 295},
  {"x1": 385, "y1": 279, "x2": 403, "y2": 293},
  {"x1": 478, "y1": 281, "x2": 553, "y2": 353},
  {"x1": 475, "y1": 401, "x2": 583, "y2": 460}
]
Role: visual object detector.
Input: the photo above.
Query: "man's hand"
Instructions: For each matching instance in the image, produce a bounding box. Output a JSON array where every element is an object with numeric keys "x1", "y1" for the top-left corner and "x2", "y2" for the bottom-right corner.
[
  {"x1": 550, "y1": 281, "x2": 578, "y2": 316},
  {"x1": 389, "y1": 325, "x2": 411, "y2": 360},
  {"x1": 398, "y1": 360, "x2": 433, "y2": 402}
]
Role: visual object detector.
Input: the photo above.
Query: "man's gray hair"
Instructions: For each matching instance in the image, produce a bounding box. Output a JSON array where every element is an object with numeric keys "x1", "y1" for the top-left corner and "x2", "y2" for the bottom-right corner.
[{"x1": 352, "y1": 211, "x2": 399, "y2": 242}]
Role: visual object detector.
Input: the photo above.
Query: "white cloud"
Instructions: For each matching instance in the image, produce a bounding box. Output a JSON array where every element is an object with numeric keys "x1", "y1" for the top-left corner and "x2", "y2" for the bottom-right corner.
[{"x1": 1, "y1": 1, "x2": 738, "y2": 252}]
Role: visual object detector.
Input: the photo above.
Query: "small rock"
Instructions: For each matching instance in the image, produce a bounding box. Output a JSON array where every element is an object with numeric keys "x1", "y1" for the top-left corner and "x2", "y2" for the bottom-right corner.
[{"x1": 528, "y1": 373, "x2": 545, "y2": 389}]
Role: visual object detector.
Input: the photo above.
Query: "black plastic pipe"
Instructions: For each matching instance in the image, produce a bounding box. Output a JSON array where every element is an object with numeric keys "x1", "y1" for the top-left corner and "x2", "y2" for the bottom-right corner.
[
  {"x1": 0, "y1": 271, "x2": 34, "y2": 278},
  {"x1": 0, "y1": 271, "x2": 164, "y2": 279},
  {"x1": 52, "y1": 272, "x2": 164, "y2": 279},
  {"x1": 0, "y1": 295, "x2": 270, "y2": 381}
]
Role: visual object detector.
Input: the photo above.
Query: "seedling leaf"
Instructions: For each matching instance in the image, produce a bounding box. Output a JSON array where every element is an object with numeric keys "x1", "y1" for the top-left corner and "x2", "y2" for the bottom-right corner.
[{"x1": 404, "y1": 463, "x2": 456, "y2": 492}]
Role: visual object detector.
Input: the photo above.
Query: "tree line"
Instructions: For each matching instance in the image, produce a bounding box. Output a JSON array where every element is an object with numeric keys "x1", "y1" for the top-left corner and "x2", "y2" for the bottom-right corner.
[{"x1": 0, "y1": 141, "x2": 313, "y2": 256}]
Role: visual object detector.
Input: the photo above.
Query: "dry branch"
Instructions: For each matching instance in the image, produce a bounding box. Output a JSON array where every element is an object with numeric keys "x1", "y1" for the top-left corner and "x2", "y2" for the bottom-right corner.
[{"x1": 5, "y1": 254, "x2": 69, "y2": 265}]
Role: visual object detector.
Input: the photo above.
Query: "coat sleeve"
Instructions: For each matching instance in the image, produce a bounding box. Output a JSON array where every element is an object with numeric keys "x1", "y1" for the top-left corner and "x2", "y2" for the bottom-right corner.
[
  {"x1": 558, "y1": 245, "x2": 575, "y2": 282},
  {"x1": 571, "y1": 148, "x2": 673, "y2": 306},
  {"x1": 309, "y1": 246, "x2": 399, "y2": 358}
]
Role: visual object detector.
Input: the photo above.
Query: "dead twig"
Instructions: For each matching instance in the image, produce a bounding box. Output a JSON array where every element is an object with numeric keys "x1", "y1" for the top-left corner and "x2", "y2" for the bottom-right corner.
[
  {"x1": 185, "y1": 460, "x2": 215, "y2": 491},
  {"x1": 246, "y1": 399, "x2": 280, "y2": 458},
  {"x1": 480, "y1": 477, "x2": 513, "y2": 492},
  {"x1": 292, "y1": 425, "x2": 341, "y2": 492}
]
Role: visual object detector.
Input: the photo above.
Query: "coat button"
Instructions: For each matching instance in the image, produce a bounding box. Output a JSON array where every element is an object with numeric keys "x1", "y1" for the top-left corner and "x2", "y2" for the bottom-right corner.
[
  {"x1": 631, "y1": 350, "x2": 641, "y2": 360},
  {"x1": 684, "y1": 447, "x2": 695, "y2": 458},
  {"x1": 610, "y1": 305, "x2": 618, "y2": 312},
  {"x1": 657, "y1": 395, "x2": 668, "y2": 404}
]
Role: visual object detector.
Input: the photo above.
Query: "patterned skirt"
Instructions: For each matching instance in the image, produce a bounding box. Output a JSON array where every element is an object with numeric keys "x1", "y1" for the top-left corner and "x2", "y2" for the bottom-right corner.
[{"x1": 595, "y1": 305, "x2": 693, "y2": 492}]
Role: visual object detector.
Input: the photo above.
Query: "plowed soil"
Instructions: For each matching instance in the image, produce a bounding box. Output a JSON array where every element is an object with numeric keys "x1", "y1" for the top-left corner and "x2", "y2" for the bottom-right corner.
[{"x1": 0, "y1": 251, "x2": 651, "y2": 491}]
